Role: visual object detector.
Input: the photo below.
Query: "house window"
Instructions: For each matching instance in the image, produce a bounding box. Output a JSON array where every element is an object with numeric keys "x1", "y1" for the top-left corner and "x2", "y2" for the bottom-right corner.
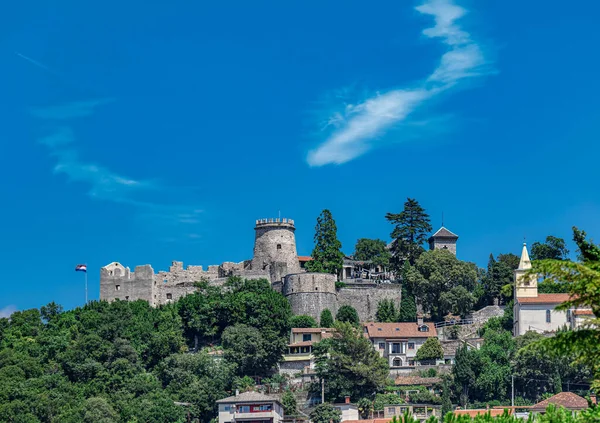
[
  {"x1": 303, "y1": 334, "x2": 312, "y2": 342},
  {"x1": 238, "y1": 406, "x2": 250, "y2": 413},
  {"x1": 408, "y1": 342, "x2": 415, "y2": 350},
  {"x1": 399, "y1": 407, "x2": 407, "y2": 414},
  {"x1": 167, "y1": 293, "x2": 173, "y2": 300},
  {"x1": 115, "y1": 285, "x2": 121, "y2": 291},
  {"x1": 277, "y1": 244, "x2": 282, "y2": 250},
  {"x1": 392, "y1": 358, "x2": 402, "y2": 367},
  {"x1": 391, "y1": 343, "x2": 401, "y2": 353},
  {"x1": 377, "y1": 328, "x2": 382, "y2": 331},
  {"x1": 567, "y1": 310, "x2": 572, "y2": 323},
  {"x1": 378, "y1": 342, "x2": 385, "y2": 349},
  {"x1": 387, "y1": 407, "x2": 396, "y2": 414},
  {"x1": 223, "y1": 406, "x2": 231, "y2": 411},
  {"x1": 419, "y1": 325, "x2": 429, "y2": 332},
  {"x1": 546, "y1": 310, "x2": 551, "y2": 323}
]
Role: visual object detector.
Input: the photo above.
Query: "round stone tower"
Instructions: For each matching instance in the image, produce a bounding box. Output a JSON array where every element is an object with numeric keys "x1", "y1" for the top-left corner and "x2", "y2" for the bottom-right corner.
[{"x1": 251, "y1": 218, "x2": 302, "y2": 282}]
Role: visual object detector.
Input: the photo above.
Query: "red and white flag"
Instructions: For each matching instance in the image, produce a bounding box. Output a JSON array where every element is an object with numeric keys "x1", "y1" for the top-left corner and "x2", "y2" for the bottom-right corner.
[{"x1": 75, "y1": 264, "x2": 87, "y2": 273}]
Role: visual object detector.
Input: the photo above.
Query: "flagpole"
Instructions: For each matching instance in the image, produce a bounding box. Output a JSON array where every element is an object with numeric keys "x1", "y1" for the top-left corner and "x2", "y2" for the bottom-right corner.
[{"x1": 85, "y1": 263, "x2": 88, "y2": 305}]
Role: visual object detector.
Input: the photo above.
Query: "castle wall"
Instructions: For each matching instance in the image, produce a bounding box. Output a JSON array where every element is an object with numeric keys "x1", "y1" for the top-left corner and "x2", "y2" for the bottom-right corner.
[
  {"x1": 337, "y1": 285, "x2": 402, "y2": 322},
  {"x1": 283, "y1": 273, "x2": 337, "y2": 320},
  {"x1": 100, "y1": 264, "x2": 155, "y2": 305}
]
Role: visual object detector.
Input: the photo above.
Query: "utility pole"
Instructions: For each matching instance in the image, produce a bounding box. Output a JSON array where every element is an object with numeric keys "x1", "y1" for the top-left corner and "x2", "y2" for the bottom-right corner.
[
  {"x1": 511, "y1": 375, "x2": 515, "y2": 407},
  {"x1": 321, "y1": 378, "x2": 325, "y2": 404}
]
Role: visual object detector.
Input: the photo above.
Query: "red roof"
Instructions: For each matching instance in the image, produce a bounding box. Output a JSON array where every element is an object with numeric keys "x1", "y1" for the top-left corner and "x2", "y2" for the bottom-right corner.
[
  {"x1": 364, "y1": 322, "x2": 437, "y2": 338},
  {"x1": 298, "y1": 256, "x2": 313, "y2": 262},
  {"x1": 344, "y1": 419, "x2": 392, "y2": 423},
  {"x1": 531, "y1": 392, "x2": 589, "y2": 410},
  {"x1": 574, "y1": 309, "x2": 594, "y2": 316},
  {"x1": 395, "y1": 376, "x2": 441, "y2": 386},
  {"x1": 517, "y1": 293, "x2": 572, "y2": 304}
]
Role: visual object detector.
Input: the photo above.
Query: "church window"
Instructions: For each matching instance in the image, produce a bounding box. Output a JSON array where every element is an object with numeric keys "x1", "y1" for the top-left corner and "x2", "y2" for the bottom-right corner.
[
  {"x1": 115, "y1": 285, "x2": 121, "y2": 291},
  {"x1": 277, "y1": 244, "x2": 282, "y2": 250},
  {"x1": 546, "y1": 310, "x2": 551, "y2": 323}
]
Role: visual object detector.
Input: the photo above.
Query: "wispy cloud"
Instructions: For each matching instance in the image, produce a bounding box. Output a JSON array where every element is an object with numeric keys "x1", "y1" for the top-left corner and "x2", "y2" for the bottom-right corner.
[
  {"x1": 31, "y1": 99, "x2": 115, "y2": 120},
  {"x1": 0, "y1": 305, "x2": 17, "y2": 319},
  {"x1": 32, "y1": 99, "x2": 205, "y2": 238},
  {"x1": 307, "y1": 0, "x2": 491, "y2": 167}
]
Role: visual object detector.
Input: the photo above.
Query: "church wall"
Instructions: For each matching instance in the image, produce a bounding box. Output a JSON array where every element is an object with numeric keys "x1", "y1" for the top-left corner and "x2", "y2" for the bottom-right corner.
[{"x1": 515, "y1": 303, "x2": 568, "y2": 336}]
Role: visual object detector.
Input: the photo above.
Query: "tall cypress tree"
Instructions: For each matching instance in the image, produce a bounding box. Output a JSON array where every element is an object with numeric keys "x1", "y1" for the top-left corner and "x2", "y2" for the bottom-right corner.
[
  {"x1": 306, "y1": 209, "x2": 344, "y2": 276},
  {"x1": 397, "y1": 262, "x2": 417, "y2": 322},
  {"x1": 385, "y1": 198, "x2": 432, "y2": 269}
]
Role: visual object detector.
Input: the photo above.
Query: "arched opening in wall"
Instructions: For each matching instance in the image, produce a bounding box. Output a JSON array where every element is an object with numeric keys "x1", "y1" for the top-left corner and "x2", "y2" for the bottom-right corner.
[
  {"x1": 393, "y1": 357, "x2": 402, "y2": 367},
  {"x1": 277, "y1": 244, "x2": 282, "y2": 250},
  {"x1": 315, "y1": 287, "x2": 318, "y2": 291},
  {"x1": 114, "y1": 268, "x2": 122, "y2": 277}
]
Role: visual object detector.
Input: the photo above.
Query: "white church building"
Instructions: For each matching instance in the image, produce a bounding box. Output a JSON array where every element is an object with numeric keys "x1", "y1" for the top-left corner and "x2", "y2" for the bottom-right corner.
[{"x1": 513, "y1": 243, "x2": 593, "y2": 336}]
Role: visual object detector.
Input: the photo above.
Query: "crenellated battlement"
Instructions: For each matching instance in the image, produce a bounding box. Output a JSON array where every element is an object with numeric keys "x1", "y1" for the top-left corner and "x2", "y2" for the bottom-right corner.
[{"x1": 255, "y1": 218, "x2": 295, "y2": 228}]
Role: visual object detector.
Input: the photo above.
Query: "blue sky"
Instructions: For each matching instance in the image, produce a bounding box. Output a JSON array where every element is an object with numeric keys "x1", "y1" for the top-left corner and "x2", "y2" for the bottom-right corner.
[{"x1": 1, "y1": 0, "x2": 599, "y2": 315}]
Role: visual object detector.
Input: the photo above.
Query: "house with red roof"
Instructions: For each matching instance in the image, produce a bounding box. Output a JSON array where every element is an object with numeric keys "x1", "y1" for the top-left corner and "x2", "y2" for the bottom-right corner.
[
  {"x1": 530, "y1": 392, "x2": 590, "y2": 413},
  {"x1": 364, "y1": 319, "x2": 438, "y2": 368}
]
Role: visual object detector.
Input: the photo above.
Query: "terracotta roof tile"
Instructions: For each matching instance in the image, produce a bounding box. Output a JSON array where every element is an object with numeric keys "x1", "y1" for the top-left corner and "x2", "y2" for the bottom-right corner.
[
  {"x1": 298, "y1": 256, "x2": 313, "y2": 262},
  {"x1": 531, "y1": 392, "x2": 589, "y2": 410},
  {"x1": 395, "y1": 376, "x2": 441, "y2": 386},
  {"x1": 574, "y1": 309, "x2": 594, "y2": 316},
  {"x1": 344, "y1": 419, "x2": 392, "y2": 423},
  {"x1": 517, "y1": 294, "x2": 572, "y2": 304},
  {"x1": 364, "y1": 322, "x2": 437, "y2": 338}
]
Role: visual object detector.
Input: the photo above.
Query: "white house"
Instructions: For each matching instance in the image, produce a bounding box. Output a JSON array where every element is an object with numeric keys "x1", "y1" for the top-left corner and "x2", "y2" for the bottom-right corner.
[
  {"x1": 333, "y1": 397, "x2": 360, "y2": 422},
  {"x1": 364, "y1": 320, "x2": 438, "y2": 368},
  {"x1": 216, "y1": 391, "x2": 284, "y2": 423},
  {"x1": 513, "y1": 243, "x2": 593, "y2": 336}
]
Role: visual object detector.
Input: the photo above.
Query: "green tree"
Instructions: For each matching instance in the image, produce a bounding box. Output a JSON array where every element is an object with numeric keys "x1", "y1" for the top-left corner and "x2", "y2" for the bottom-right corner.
[
  {"x1": 354, "y1": 238, "x2": 391, "y2": 269},
  {"x1": 313, "y1": 322, "x2": 389, "y2": 402},
  {"x1": 221, "y1": 324, "x2": 280, "y2": 377},
  {"x1": 309, "y1": 403, "x2": 341, "y2": 423},
  {"x1": 335, "y1": 305, "x2": 360, "y2": 326},
  {"x1": 415, "y1": 337, "x2": 443, "y2": 362},
  {"x1": 357, "y1": 397, "x2": 374, "y2": 419},
  {"x1": 305, "y1": 209, "x2": 344, "y2": 276},
  {"x1": 376, "y1": 299, "x2": 397, "y2": 323},
  {"x1": 281, "y1": 390, "x2": 297, "y2": 416},
  {"x1": 481, "y1": 253, "x2": 520, "y2": 305},
  {"x1": 398, "y1": 267, "x2": 417, "y2": 322},
  {"x1": 441, "y1": 379, "x2": 452, "y2": 417},
  {"x1": 531, "y1": 227, "x2": 600, "y2": 391},
  {"x1": 320, "y1": 309, "x2": 334, "y2": 327},
  {"x1": 386, "y1": 198, "x2": 432, "y2": 269},
  {"x1": 404, "y1": 249, "x2": 478, "y2": 321},
  {"x1": 531, "y1": 235, "x2": 570, "y2": 261},
  {"x1": 83, "y1": 397, "x2": 118, "y2": 423},
  {"x1": 289, "y1": 315, "x2": 318, "y2": 328}
]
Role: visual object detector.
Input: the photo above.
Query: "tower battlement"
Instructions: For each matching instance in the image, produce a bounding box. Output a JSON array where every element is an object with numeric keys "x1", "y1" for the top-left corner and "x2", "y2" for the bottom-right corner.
[{"x1": 255, "y1": 218, "x2": 295, "y2": 228}]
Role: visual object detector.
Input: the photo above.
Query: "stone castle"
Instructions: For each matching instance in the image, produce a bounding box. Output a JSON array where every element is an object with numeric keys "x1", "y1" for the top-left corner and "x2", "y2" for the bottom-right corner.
[{"x1": 100, "y1": 218, "x2": 457, "y2": 321}]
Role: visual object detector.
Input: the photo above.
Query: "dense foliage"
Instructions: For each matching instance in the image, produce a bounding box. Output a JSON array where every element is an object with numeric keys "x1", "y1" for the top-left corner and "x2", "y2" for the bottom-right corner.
[
  {"x1": 336, "y1": 305, "x2": 360, "y2": 326},
  {"x1": 289, "y1": 315, "x2": 317, "y2": 328},
  {"x1": 531, "y1": 235, "x2": 569, "y2": 261},
  {"x1": 415, "y1": 337, "x2": 444, "y2": 362},
  {"x1": 354, "y1": 238, "x2": 391, "y2": 269},
  {"x1": 305, "y1": 209, "x2": 344, "y2": 275},
  {"x1": 0, "y1": 277, "x2": 292, "y2": 423},
  {"x1": 405, "y1": 249, "x2": 478, "y2": 320},
  {"x1": 376, "y1": 299, "x2": 398, "y2": 323},
  {"x1": 386, "y1": 198, "x2": 432, "y2": 269},
  {"x1": 531, "y1": 227, "x2": 600, "y2": 392},
  {"x1": 319, "y1": 309, "x2": 334, "y2": 327},
  {"x1": 313, "y1": 322, "x2": 389, "y2": 402},
  {"x1": 309, "y1": 403, "x2": 341, "y2": 423}
]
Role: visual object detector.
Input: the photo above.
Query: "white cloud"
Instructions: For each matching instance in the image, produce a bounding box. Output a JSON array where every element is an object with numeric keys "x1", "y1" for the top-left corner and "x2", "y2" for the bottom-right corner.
[
  {"x1": 32, "y1": 100, "x2": 205, "y2": 239},
  {"x1": 0, "y1": 305, "x2": 17, "y2": 319},
  {"x1": 307, "y1": 0, "x2": 491, "y2": 167}
]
